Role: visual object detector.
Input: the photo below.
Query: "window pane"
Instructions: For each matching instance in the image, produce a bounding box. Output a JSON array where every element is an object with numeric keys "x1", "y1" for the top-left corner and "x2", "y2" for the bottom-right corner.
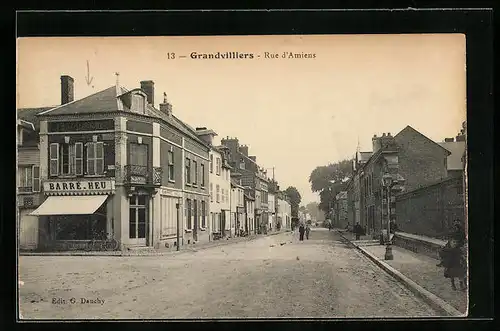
[
  {"x1": 76, "y1": 160, "x2": 83, "y2": 175},
  {"x1": 129, "y1": 208, "x2": 137, "y2": 238},
  {"x1": 138, "y1": 208, "x2": 146, "y2": 238},
  {"x1": 95, "y1": 159, "x2": 104, "y2": 175},
  {"x1": 50, "y1": 160, "x2": 58, "y2": 176},
  {"x1": 96, "y1": 142, "x2": 104, "y2": 158},
  {"x1": 76, "y1": 143, "x2": 82, "y2": 157},
  {"x1": 87, "y1": 159, "x2": 95, "y2": 175},
  {"x1": 138, "y1": 195, "x2": 146, "y2": 206},
  {"x1": 50, "y1": 144, "x2": 58, "y2": 157},
  {"x1": 87, "y1": 143, "x2": 95, "y2": 158},
  {"x1": 169, "y1": 165, "x2": 174, "y2": 181}
]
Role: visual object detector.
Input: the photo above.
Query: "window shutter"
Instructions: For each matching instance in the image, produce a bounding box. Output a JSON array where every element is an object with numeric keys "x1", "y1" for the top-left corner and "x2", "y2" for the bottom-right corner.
[
  {"x1": 75, "y1": 142, "x2": 83, "y2": 175},
  {"x1": 49, "y1": 143, "x2": 59, "y2": 176},
  {"x1": 32, "y1": 166, "x2": 40, "y2": 192},
  {"x1": 96, "y1": 142, "x2": 104, "y2": 174}
]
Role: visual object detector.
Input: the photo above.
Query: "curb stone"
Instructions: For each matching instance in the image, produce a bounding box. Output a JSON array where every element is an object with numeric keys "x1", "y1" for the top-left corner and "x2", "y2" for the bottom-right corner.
[
  {"x1": 19, "y1": 231, "x2": 291, "y2": 257},
  {"x1": 336, "y1": 230, "x2": 463, "y2": 317}
]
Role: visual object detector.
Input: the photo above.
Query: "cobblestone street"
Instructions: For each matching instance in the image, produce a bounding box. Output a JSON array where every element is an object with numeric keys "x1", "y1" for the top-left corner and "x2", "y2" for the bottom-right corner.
[{"x1": 19, "y1": 228, "x2": 440, "y2": 319}]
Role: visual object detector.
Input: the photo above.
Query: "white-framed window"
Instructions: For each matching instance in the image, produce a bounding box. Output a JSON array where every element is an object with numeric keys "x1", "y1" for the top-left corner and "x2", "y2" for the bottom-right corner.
[
  {"x1": 49, "y1": 143, "x2": 59, "y2": 176},
  {"x1": 216, "y1": 184, "x2": 220, "y2": 203},
  {"x1": 168, "y1": 150, "x2": 174, "y2": 181},
  {"x1": 210, "y1": 183, "x2": 213, "y2": 202},
  {"x1": 209, "y1": 154, "x2": 214, "y2": 173},
  {"x1": 200, "y1": 164, "x2": 205, "y2": 187},
  {"x1": 60, "y1": 143, "x2": 71, "y2": 175},
  {"x1": 221, "y1": 188, "x2": 225, "y2": 203},
  {"x1": 201, "y1": 201, "x2": 206, "y2": 228},
  {"x1": 86, "y1": 142, "x2": 104, "y2": 175},
  {"x1": 192, "y1": 160, "x2": 198, "y2": 185},
  {"x1": 185, "y1": 158, "x2": 191, "y2": 184},
  {"x1": 216, "y1": 158, "x2": 221, "y2": 176},
  {"x1": 132, "y1": 93, "x2": 145, "y2": 113},
  {"x1": 18, "y1": 165, "x2": 40, "y2": 192}
]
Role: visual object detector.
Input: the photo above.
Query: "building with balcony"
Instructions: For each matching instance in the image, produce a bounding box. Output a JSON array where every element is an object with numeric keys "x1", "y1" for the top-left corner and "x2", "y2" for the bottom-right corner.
[{"x1": 27, "y1": 76, "x2": 210, "y2": 251}]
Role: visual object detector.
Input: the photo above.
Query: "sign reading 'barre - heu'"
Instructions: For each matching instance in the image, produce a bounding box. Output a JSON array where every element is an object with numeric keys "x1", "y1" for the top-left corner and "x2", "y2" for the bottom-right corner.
[{"x1": 43, "y1": 180, "x2": 116, "y2": 193}]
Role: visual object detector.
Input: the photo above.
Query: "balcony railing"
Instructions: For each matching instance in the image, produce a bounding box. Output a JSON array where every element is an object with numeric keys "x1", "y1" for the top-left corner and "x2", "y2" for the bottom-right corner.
[{"x1": 124, "y1": 165, "x2": 162, "y2": 186}]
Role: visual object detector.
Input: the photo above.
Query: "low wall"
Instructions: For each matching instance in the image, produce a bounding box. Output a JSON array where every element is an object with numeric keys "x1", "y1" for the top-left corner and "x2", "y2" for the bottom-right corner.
[{"x1": 392, "y1": 232, "x2": 446, "y2": 260}]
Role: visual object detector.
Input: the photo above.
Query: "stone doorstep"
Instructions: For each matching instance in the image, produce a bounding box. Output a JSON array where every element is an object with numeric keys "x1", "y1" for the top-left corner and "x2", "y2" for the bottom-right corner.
[{"x1": 335, "y1": 230, "x2": 463, "y2": 317}]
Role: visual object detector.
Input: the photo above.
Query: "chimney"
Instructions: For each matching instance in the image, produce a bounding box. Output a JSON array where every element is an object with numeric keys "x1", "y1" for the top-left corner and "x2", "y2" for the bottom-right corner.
[
  {"x1": 140, "y1": 80, "x2": 154, "y2": 105},
  {"x1": 159, "y1": 92, "x2": 172, "y2": 116},
  {"x1": 444, "y1": 137, "x2": 454, "y2": 142},
  {"x1": 60, "y1": 75, "x2": 74, "y2": 105},
  {"x1": 456, "y1": 134, "x2": 466, "y2": 142},
  {"x1": 239, "y1": 145, "x2": 249, "y2": 157},
  {"x1": 372, "y1": 134, "x2": 381, "y2": 153}
]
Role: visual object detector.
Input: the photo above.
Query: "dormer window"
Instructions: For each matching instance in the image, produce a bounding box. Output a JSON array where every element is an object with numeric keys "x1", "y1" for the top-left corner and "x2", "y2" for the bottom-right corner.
[{"x1": 132, "y1": 93, "x2": 145, "y2": 113}]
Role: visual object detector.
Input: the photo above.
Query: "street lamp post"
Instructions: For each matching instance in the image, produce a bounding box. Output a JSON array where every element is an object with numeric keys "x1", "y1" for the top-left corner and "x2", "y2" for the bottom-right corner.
[{"x1": 382, "y1": 173, "x2": 396, "y2": 260}]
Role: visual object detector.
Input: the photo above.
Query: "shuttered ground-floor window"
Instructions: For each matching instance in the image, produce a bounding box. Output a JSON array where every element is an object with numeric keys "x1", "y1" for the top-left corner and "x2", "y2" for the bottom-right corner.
[{"x1": 161, "y1": 195, "x2": 178, "y2": 237}]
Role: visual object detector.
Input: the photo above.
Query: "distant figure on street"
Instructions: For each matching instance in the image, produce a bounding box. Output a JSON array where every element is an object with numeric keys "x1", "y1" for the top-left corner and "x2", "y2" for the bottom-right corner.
[
  {"x1": 298, "y1": 223, "x2": 305, "y2": 241},
  {"x1": 345, "y1": 222, "x2": 350, "y2": 232},
  {"x1": 327, "y1": 219, "x2": 332, "y2": 231},
  {"x1": 437, "y1": 219, "x2": 467, "y2": 291},
  {"x1": 389, "y1": 220, "x2": 399, "y2": 234},
  {"x1": 353, "y1": 222, "x2": 363, "y2": 240},
  {"x1": 305, "y1": 224, "x2": 311, "y2": 240}
]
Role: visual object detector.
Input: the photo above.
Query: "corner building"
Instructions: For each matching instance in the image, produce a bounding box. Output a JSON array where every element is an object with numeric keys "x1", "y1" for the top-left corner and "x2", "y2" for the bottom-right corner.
[{"x1": 30, "y1": 77, "x2": 209, "y2": 251}]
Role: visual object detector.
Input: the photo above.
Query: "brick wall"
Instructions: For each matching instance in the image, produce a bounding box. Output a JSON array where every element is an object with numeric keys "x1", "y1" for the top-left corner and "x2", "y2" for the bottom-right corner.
[
  {"x1": 394, "y1": 126, "x2": 449, "y2": 192},
  {"x1": 395, "y1": 176, "x2": 465, "y2": 238}
]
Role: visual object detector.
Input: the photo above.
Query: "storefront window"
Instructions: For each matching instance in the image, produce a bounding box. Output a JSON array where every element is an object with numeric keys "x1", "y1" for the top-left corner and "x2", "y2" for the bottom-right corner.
[{"x1": 53, "y1": 203, "x2": 107, "y2": 240}]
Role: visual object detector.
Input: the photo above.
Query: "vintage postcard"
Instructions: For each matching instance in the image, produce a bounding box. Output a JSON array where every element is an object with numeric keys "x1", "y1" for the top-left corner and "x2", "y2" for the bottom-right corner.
[{"x1": 16, "y1": 34, "x2": 467, "y2": 320}]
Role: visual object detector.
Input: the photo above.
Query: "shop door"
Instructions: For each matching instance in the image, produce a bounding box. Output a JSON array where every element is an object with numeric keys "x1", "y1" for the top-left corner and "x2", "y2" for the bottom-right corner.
[
  {"x1": 129, "y1": 194, "x2": 148, "y2": 246},
  {"x1": 221, "y1": 211, "x2": 226, "y2": 236},
  {"x1": 193, "y1": 200, "x2": 198, "y2": 241}
]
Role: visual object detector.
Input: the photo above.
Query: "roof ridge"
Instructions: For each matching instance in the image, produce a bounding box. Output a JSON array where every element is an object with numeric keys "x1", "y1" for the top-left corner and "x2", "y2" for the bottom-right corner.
[
  {"x1": 38, "y1": 86, "x2": 116, "y2": 116},
  {"x1": 395, "y1": 125, "x2": 451, "y2": 155}
]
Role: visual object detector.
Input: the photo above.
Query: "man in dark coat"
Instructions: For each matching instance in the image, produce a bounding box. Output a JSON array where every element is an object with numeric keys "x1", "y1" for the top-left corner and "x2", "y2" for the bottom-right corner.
[
  {"x1": 298, "y1": 223, "x2": 305, "y2": 241},
  {"x1": 353, "y1": 222, "x2": 363, "y2": 240}
]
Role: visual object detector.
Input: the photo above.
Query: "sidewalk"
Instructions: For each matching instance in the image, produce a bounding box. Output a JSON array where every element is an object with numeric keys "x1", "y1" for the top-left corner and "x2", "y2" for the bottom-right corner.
[
  {"x1": 337, "y1": 231, "x2": 467, "y2": 316},
  {"x1": 20, "y1": 231, "x2": 290, "y2": 257}
]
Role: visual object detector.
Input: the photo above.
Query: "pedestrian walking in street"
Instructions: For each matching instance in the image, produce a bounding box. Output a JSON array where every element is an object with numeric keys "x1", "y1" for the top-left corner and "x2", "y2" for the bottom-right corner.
[
  {"x1": 437, "y1": 219, "x2": 467, "y2": 291},
  {"x1": 305, "y1": 224, "x2": 311, "y2": 240},
  {"x1": 353, "y1": 222, "x2": 363, "y2": 241},
  {"x1": 298, "y1": 223, "x2": 305, "y2": 241}
]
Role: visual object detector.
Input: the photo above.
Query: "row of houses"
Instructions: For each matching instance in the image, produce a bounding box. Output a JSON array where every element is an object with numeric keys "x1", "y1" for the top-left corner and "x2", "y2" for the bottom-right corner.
[
  {"x1": 332, "y1": 124, "x2": 466, "y2": 238},
  {"x1": 17, "y1": 75, "x2": 292, "y2": 251}
]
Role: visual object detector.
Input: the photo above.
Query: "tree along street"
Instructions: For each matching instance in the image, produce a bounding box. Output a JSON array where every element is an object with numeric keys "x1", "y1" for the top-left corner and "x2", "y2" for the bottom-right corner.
[{"x1": 19, "y1": 229, "x2": 439, "y2": 319}]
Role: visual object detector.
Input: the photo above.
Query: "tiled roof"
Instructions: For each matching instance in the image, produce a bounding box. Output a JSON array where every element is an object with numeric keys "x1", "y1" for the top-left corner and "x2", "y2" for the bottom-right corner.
[
  {"x1": 17, "y1": 106, "x2": 54, "y2": 130},
  {"x1": 35, "y1": 84, "x2": 208, "y2": 147},
  {"x1": 438, "y1": 141, "x2": 466, "y2": 170},
  {"x1": 395, "y1": 125, "x2": 451, "y2": 155},
  {"x1": 39, "y1": 86, "x2": 120, "y2": 116}
]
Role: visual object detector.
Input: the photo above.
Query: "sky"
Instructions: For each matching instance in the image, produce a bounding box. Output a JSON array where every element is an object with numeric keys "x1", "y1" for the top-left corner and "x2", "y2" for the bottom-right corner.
[{"x1": 17, "y1": 34, "x2": 466, "y2": 204}]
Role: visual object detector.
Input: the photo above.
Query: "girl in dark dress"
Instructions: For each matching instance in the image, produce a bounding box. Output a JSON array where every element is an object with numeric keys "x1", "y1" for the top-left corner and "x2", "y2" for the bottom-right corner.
[{"x1": 439, "y1": 220, "x2": 467, "y2": 291}]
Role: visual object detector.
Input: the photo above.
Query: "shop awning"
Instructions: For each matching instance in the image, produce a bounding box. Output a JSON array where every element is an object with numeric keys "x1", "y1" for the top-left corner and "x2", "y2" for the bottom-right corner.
[{"x1": 30, "y1": 195, "x2": 108, "y2": 216}]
